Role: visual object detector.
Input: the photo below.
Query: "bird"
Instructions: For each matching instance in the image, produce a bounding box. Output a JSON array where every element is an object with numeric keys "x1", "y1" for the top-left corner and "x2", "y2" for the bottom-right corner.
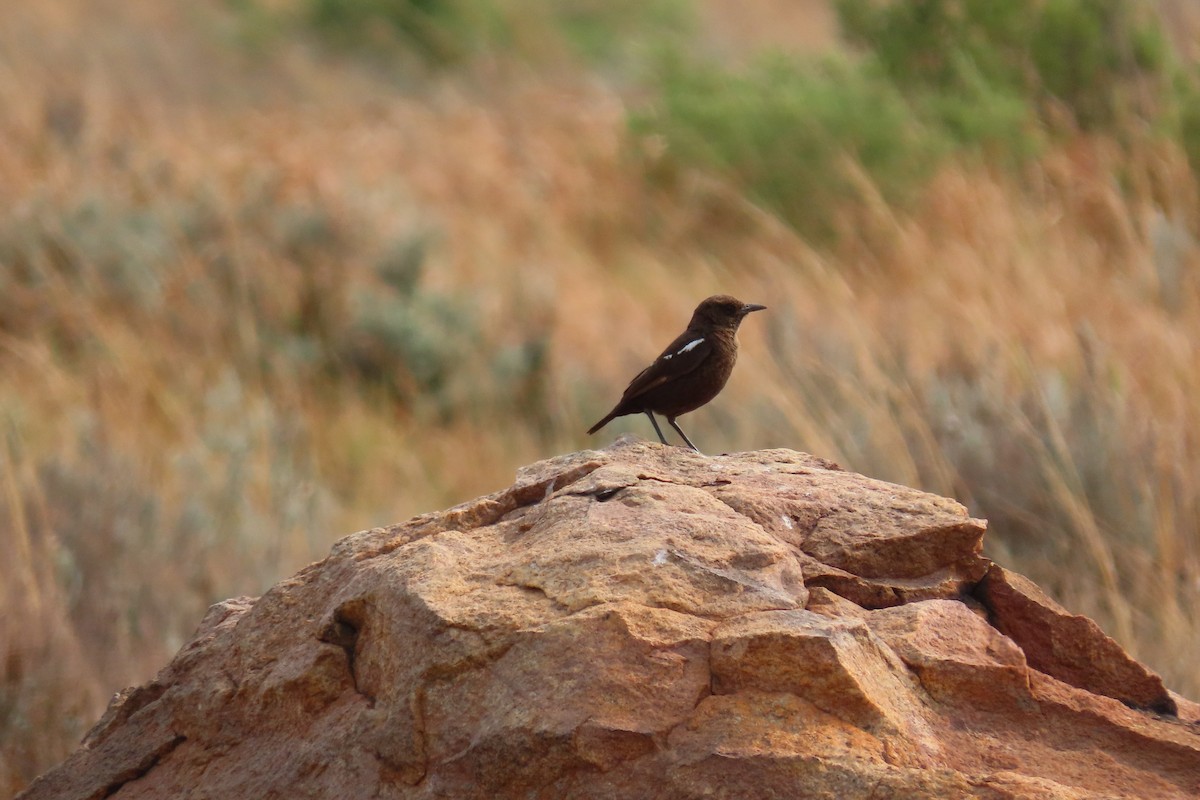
[{"x1": 587, "y1": 294, "x2": 766, "y2": 452}]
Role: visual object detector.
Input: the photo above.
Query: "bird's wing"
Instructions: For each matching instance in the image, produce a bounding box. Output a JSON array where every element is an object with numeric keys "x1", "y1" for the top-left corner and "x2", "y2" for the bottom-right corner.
[{"x1": 619, "y1": 331, "x2": 712, "y2": 402}]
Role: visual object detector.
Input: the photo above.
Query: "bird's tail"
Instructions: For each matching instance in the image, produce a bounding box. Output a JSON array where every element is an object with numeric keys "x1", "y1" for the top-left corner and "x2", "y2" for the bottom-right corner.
[{"x1": 587, "y1": 411, "x2": 617, "y2": 435}]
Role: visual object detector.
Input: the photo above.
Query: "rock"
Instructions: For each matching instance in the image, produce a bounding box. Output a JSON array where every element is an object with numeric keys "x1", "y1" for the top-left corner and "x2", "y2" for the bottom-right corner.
[
  {"x1": 867, "y1": 599, "x2": 1032, "y2": 711},
  {"x1": 976, "y1": 564, "x2": 1177, "y2": 714},
  {"x1": 710, "y1": 610, "x2": 928, "y2": 737},
  {"x1": 18, "y1": 439, "x2": 1200, "y2": 800}
]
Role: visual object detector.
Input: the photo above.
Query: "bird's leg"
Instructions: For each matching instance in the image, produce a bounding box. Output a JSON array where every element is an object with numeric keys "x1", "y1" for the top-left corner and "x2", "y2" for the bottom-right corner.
[
  {"x1": 644, "y1": 411, "x2": 670, "y2": 445},
  {"x1": 667, "y1": 417, "x2": 701, "y2": 453}
]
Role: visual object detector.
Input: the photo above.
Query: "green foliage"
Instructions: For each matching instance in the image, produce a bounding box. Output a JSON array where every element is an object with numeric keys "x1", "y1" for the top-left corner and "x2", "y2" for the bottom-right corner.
[
  {"x1": 340, "y1": 273, "x2": 478, "y2": 407},
  {"x1": 633, "y1": 54, "x2": 944, "y2": 240},
  {"x1": 920, "y1": 55, "x2": 1036, "y2": 159},
  {"x1": 837, "y1": 0, "x2": 1032, "y2": 94},
  {"x1": 835, "y1": 0, "x2": 1039, "y2": 155},
  {"x1": 374, "y1": 232, "x2": 432, "y2": 296},
  {"x1": 5, "y1": 197, "x2": 174, "y2": 311},
  {"x1": 837, "y1": 0, "x2": 1171, "y2": 134},
  {"x1": 336, "y1": 241, "x2": 552, "y2": 425},
  {"x1": 1174, "y1": 76, "x2": 1200, "y2": 176},
  {"x1": 552, "y1": 0, "x2": 693, "y2": 69},
  {"x1": 228, "y1": 0, "x2": 693, "y2": 69},
  {"x1": 635, "y1": 0, "x2": 1186, "y2": 244},
  {"x1": 303, "y1": 0, "x2": 503, "y2": 64},
  {"x1": 1030, "y1": 0, "x2": 1168, "y2": 130}
]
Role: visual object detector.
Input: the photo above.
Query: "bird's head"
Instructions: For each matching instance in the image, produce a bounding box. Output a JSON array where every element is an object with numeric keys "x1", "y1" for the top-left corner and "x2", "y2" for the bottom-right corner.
[{"x1": 690, "y1": 294, "x2": 767, "y2": 330}]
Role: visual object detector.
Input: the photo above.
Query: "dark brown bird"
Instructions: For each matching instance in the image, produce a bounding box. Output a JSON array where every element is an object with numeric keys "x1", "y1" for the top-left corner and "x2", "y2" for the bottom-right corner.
[{"x1": 587, "y1": 295, "x2": 766, "y2": 452}]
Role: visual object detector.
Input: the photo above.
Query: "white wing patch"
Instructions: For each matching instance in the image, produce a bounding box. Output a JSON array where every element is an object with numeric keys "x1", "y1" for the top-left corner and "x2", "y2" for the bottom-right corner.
[{"x1": 663, "y1": 337, "x2": 704, "y2": 361}]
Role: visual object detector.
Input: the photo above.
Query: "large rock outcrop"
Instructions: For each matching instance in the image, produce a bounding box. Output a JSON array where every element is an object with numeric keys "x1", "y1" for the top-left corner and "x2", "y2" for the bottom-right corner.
[{"x1": 20, "y1": 439, "x2": 1200, "y2": 799}]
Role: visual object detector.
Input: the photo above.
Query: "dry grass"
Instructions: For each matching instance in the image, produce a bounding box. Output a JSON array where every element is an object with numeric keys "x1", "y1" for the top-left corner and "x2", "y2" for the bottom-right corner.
[{"x1": 3, "y1": 0, "x2": 1200, "y2": 792}]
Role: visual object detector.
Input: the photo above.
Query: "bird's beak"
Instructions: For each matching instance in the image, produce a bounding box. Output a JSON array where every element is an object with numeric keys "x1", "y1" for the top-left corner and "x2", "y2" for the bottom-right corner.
[{"x1": 740, "y1": 303, "x2": 767, "y2": 316}]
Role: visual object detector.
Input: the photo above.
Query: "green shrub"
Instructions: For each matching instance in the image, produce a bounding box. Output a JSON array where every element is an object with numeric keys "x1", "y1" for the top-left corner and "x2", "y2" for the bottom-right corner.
[
  {"x1": 1031, "y1": 0, "x2": 1168, "y2": 130},
  {"x1": 919, "y1": 55, "x2": 1037, "y2": 160},
  {"x1": 837, "y1": 0, "x2": 1032, "y2": 95},
  {"x1": 234, "y1": 0, "x2": 693, "y2": 69},
  {"x1": 833, "y1": 0, "x2": 1040, "y2": 158},
  {"x1": 632, "y1": 54, "x2": 944, "y2": 240},
  {"x1": 1173, "y1": 76, "x2": 1200, "y2": 176},
  {"x1": 634, "y1": 0, "x2": 1186, "y2": 244},
  {"x1": 303, "y1": 0, "x2": 503, "y2": 64},
  {"x1": 340, "y1": 281, "x2": 477, "y2": 406},
  {"x1": 837, "y1": 0, "x2": 1171, "y2": 135},
  {"x1": 552, "y1": 0, "x2": 693, "y2": 69}
]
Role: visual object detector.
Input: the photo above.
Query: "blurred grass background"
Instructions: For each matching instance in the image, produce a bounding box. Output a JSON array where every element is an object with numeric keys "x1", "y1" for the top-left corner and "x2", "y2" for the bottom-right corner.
[{"x1": 4, "y1": 0, "x2": 1200, "y2": 790}]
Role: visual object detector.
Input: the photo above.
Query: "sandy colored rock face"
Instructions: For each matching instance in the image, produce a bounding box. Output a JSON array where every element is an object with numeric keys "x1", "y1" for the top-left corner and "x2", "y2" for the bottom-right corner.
[
  {"x1": 19, "y1": 440, "x2": 1200, "y2": 800},
  {"x1": 976, "y1": 564, "x2": 1177, "y2": 714}
]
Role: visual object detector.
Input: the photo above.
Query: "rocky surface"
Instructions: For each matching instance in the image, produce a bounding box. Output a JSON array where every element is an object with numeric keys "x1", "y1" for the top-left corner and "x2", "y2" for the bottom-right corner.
[{"x1": 20, "y1": 438, "x2": 1200, "y2": 799}]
